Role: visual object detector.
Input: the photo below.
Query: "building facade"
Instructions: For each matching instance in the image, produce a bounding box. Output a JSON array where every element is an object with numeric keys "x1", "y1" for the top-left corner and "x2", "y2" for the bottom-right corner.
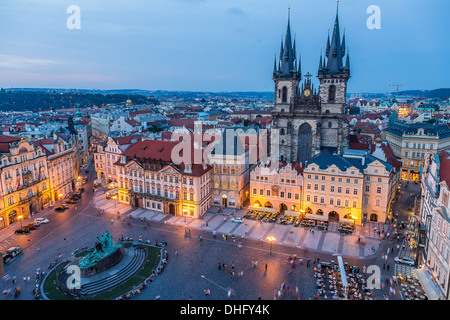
[
  {"x1": 302, "y1": 150, "x2": 397, "y2": 225},
  {"x1": 115, "y1": 139, "x2": 212, "y2": 219},
  {"x1": 271, "y1": 5, "x2": 350, "y2": 164},
  {"x1": 250, "y1": 162, "x2": 303, "y2": 214},
  {"x1": 385, "y1": 123, "x2": 450, "y2": 180},
  {"x1": 0, "y1": 138, "x2": 50, "y2": 229},
  {"x1": 419, "y1": 151, "x2": 450, "y2": 299}
]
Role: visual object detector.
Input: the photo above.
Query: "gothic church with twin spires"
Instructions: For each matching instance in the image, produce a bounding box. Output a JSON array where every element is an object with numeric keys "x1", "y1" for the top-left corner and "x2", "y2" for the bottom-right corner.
[{"x1": 271, "y1": 3, "x2": 350, "y2": 165}]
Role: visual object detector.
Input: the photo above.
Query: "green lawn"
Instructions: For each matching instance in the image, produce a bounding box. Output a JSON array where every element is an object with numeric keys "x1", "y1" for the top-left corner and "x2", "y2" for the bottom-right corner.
[{"x1": 42, "y1": 243, "x2": 161, "y2": 300}]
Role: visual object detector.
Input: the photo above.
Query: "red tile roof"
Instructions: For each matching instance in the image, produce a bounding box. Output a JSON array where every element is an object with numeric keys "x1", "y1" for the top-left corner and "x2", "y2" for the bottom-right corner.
[{"x1": 118, "y1": 139, "x2": 211, "y2": 177}]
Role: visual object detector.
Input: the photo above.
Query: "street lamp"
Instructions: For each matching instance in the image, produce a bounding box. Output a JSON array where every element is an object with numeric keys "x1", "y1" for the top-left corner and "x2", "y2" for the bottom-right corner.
[
  {"x1": 267, "y1": 235, "x2": 276, "y2": 256},
  {"x1": 59, "y1": 193, "x2": 64, "y2": 205},
  {"x1": 17, "y1": 215, "x2": 24, "y2": 228},
  {"x1": 112, "y1": 195, "x2": 117, "y2": 207}
]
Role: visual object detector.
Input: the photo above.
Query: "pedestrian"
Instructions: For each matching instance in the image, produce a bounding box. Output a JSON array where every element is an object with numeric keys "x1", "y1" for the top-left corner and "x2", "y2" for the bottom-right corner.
[
  {"x1": 111, "y1": 219, "x2": 114, "y2": 225},
  {"x1": 265, "y1": 264, "x2": 268, "y2": 272},
  {"x1": 387, "y1": 264, "x2": 390, "y2": 271},
  {"x1": 383, "y1": 263, "x2": 385, "y2": 270},
  {"x1": 218, "y1": 263, "x2": 221, "y2": 270},
  {"x1": 12, "y1": 275, "x2": 16, "y2": 284}
]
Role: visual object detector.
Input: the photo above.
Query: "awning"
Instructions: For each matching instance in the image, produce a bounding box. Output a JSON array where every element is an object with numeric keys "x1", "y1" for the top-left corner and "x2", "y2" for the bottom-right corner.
[
  {"x1": 284, "y1": 210, "x2": 299, "y2": 216},
  {"x1": 304, "y1": 214, "x2": 328, "y2": 222},
  {"x1": 414, "y1": 268, "x2": 442, "y2": 300},
  {"x1": 250, "y1": 207, "x2": 276, "y2": 213},
  {"x1": 339, "y1": 218, "x2": 355, "y2": 225}
]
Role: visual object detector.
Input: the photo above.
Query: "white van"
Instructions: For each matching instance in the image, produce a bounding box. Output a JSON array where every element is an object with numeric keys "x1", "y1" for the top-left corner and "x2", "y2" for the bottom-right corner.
[{"x1": 34, "y1": 218, "x2": 49, "y2": 225}]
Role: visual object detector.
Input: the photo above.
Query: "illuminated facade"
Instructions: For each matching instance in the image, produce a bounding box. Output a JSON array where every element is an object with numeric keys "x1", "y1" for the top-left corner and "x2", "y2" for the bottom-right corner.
[
  {"x1": 0, "y1": 138, "x2": 50, "y2": 229},
  {"x1": 250, "y1": 162, "x2": 303, "y2": 214},
  {"x1": 386, "y1": 123, "x2": 450, "y2": 180},
  {"x1": 302, "y1": 150, "x2": 396, "y2": 225},
  {"x1": 114, "y1": 139, "x2": 212, "y2": 219}
]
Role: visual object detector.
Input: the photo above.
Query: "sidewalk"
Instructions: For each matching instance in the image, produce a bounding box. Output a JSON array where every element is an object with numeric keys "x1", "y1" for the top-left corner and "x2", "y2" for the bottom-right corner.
[{"x1": 92, "y1": 198, "x2": 386, "y2": 258}]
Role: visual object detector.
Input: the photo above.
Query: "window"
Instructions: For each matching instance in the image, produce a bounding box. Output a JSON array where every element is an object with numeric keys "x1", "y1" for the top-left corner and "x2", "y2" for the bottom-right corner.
[
  {"x1": 376, "y1": 199, "x2": 381, "y2": 206},
  {"x1": 313, "y1": 195, "x2": 318, "y2": 203},
  {"x1": 377, "y1": 187, "x2": 382, "y2": 194},
  {"x1": 330, "y1": 185, "x2": 335, "y2": 193},
  {"x1": 321, "y1": 185, "x2": 325, "y2": 191},
  {"x1": 307, "y1": 183, "x2": 311, "y2": 190},
  {"x1": 353, "y1": 189, "x2": 358, "y2": 195},
  {"x1": 266, "y1": 190, "x2": 271, "y2": 197},
  {"x1": 352, "y1": 201, "x2": 357, "y2": 208},
  {"x1": 280, "y1": 191, "x2": 285, "y2": 198},
  {"x1": 364, "y1": 197, "x2": 369, "y2": 205},
  {"x1": 378, "y1": 178, "x2": 382, "y2": 183},
  {"x1": 260, "y1": 189, "x2": 264, "y2": 195},
  {"x1": 320, "y1": 196, "x2": 325, "y2": 204},
  {"x1": 344, "y1": 200, "x2": 349, "y2": 207},
  {"x1": 336, "y1": 198, "x2": 341, "y2": 206},
  {"x1": 328, "y1": 85, "x2": 336, "y2": 101},
  {"x1": 282, "y1": 86, "x2": 287, "y2": 103},
  {"x1": 345, "y1": 188, "x2": 350, "y2": 194},
  {"x1": 331, "y1": 177, "x2": 335, "y2": 182},
  {"x1": 365, "y1": 185, "x2": 370, "y2": 192},
  {"x1": 321, "y1": 176, "x2": 326, "y2": 181},
  {"x1": 330, "y1": 198, "x2": 334, "y2": 205},
  {"x1": 314, "y1": 184, "x2": 319, "y2": 191},
  {"x1": 306, "y1": 194, "x2": 311, "y2": 202},
  {"x1": 252, "y1": 188, "x2": 257, "y2": 195},
  {"x1": 337, "y1": 186, "x2": 342, "y2": 194}
]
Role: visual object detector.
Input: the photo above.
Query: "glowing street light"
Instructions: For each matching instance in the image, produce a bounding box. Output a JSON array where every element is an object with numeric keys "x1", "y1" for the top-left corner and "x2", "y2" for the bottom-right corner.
[
  {"x1": 17, "y1": 215, "x2": 24, "y2": 227},
  {"x1": 267, "y1": 235, "x2": 276, "y2": 256}
]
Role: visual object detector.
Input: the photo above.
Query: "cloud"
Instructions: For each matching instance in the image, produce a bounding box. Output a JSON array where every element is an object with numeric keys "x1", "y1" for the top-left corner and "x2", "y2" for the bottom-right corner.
[
  {"x1": 0, "y1": 55, "x2": 59, "y2": 69},
  {"x1": 227, "y1": 7, "x2": 246, "y2": 16}
]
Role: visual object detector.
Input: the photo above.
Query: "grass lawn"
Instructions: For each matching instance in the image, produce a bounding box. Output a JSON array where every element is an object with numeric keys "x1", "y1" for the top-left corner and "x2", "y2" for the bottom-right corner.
[{"x1": 42, "y1": 243, "x2": 161, "y2": 300}]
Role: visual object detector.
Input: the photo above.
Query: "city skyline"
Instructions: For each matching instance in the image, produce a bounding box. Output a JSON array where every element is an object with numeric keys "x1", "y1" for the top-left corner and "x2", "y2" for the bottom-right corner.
[{"x1": 0, "y1": 0, "x2": 449, "y2": 93}]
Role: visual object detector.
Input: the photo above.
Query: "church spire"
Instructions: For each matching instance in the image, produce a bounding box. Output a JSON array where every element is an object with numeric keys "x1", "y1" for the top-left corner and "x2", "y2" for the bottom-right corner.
[
  {"x1": 278, "y1": 6, "x2": 298, "y2": 76},
  {"x1": 319, "y1": 0, "x2": 349, "y2": 76}
]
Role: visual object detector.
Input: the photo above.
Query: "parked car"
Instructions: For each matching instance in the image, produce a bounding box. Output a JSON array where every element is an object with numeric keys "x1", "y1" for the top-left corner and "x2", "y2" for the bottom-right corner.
[
  {"x1": 66, "y1": 199, "x2": 77, "y2": 204},
  {"x1": 15, "y1": 226, "x2": 30, "y2": 234},
  {"x1": 78, "y1": 188, "x2": 85, "y2": 194},
  {"x1": 25, "y1": 223, "x2": 38, "y2": 230},
  {"x1": 2, "y1": 246, "x2": 23, "y2": 263},
  {"x1": 34, "y1": 218, "x2": 49, "y2": 225},
  {"x1": 231, "y1": 217, "x2": 244, "y2": 223},
  {"x1": 394, "y1": 256, "x2": 415, "y2": 266},
  {"x1": 55, "y1": 205, "x2": 67, "y2": 212}
]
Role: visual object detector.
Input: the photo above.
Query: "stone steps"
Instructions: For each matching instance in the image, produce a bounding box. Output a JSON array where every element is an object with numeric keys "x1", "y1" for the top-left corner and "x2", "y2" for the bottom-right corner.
[{"x1": 78, "y1": 248, "x2": 146, "y2": 296}]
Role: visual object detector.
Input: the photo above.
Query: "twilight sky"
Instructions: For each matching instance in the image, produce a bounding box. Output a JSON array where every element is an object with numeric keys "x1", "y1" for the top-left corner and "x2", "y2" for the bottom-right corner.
[{"x1": 0, "y1": 0, "x2": 448, "y2": 93}]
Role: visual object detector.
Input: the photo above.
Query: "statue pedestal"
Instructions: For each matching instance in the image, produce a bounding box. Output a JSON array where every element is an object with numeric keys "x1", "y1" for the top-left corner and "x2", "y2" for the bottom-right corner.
[{"x1": 80, "y1": 246, "x2": 124, "y2": 277}]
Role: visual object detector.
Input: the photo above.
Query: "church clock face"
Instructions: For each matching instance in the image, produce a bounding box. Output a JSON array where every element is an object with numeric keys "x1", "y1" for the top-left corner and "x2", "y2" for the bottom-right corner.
[{"x1": 303, "y1": 89, "x2": 311, "y2": 97}]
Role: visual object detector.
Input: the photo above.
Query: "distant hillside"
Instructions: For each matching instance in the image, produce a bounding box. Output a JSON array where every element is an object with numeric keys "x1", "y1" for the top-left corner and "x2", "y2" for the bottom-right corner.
[
  {"x1": 0, "y1": 89, "x2": 159, "y2": 112},
  {"x1": 392, "y1": 88, "x2": 450, "y2": 100}
]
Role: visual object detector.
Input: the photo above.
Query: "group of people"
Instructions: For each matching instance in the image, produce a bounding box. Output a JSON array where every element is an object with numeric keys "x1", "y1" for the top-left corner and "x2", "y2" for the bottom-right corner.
[
  {"x1": 116, "y1": 247, "x2": 169, "y2": 300},
  {"x1": 314, "y1": 262, "x2": 374, "y2": 300}
]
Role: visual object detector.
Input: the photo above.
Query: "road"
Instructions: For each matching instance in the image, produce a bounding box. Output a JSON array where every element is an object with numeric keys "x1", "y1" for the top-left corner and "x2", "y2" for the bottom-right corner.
[{"x1": 1, "y1": 158, "x2": 419, "y2": 300}]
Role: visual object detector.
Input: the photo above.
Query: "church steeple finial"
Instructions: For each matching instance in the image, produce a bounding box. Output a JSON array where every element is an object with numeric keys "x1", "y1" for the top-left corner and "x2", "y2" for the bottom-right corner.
[{"x1": 319, "y1": 0, "x2": 349, "y2": 75}]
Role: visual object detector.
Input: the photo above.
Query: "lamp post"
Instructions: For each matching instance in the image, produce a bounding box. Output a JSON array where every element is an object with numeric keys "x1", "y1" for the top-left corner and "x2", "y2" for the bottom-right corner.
[
  {"x1": 267, "y1": 235, "x2": 276, "y2": 256},
  {"x1": 59, "y1": 193, "x2": 64, "y2": 205},
  {"x1": 112, "y1": 195, "x2": 117, "y2": 208},
  {"x1": 17, "y1": 215, "x2": 24, "y2": 228}
]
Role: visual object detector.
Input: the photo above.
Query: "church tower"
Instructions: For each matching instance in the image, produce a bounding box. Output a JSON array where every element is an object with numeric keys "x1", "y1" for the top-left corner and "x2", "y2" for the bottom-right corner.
[
  {"x1": 273, "y1": 8, "x2": 301, "y2": 113},
  {"x1": 317, "y1": 1, "x2": 350, "y2": 155},
  {"x1": 271, "y1": 2, "x2": 350, "y2": 165}
]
